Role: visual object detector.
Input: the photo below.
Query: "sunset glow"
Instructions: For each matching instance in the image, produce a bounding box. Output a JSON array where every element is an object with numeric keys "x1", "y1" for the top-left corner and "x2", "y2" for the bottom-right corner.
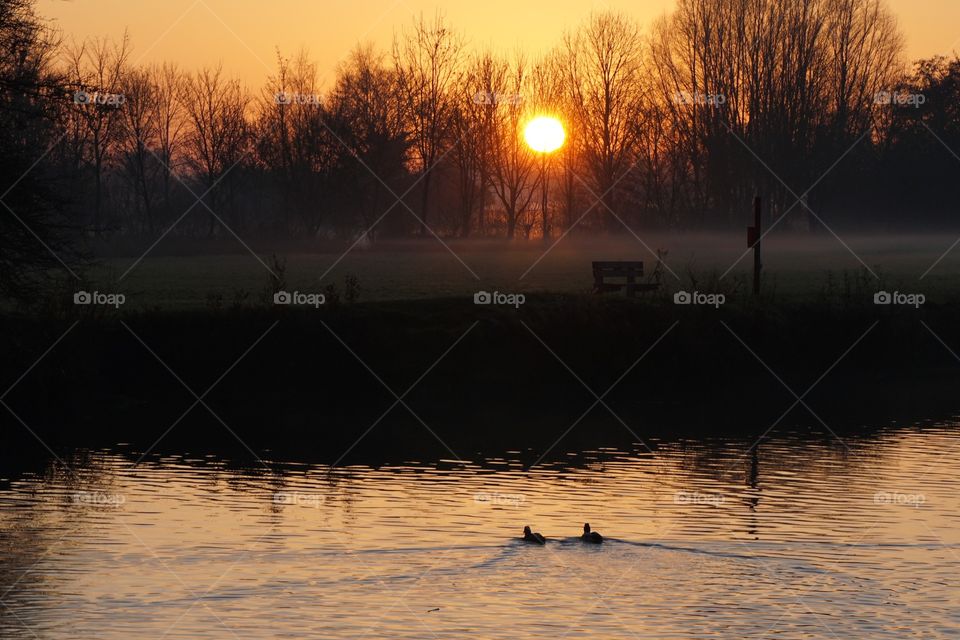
[{"x1": 33, "y1": 0, "x2": 960, "y2": 89}]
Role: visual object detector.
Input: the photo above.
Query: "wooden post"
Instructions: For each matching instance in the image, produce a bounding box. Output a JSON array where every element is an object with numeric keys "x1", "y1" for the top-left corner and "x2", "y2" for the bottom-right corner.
[{"x1": 752, "y1": 195, "x2": 762, "y2": 296}]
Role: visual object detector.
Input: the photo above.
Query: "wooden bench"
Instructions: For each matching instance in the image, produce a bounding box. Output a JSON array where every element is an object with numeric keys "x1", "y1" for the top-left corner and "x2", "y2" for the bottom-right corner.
[{"x1": 592, "y1": 261, "x2": 660, "y2": 297}]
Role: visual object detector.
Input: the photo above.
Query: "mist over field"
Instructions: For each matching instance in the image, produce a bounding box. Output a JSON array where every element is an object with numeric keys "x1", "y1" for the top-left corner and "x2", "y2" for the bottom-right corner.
[{"x1": 72, "y1": 232, "x2": 959, "y2": 308}]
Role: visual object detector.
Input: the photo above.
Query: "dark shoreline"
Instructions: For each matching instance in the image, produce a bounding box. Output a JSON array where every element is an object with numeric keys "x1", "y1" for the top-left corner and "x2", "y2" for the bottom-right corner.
[{"x1": 2, "y1": 295, "x2": 959, "y2": 465}]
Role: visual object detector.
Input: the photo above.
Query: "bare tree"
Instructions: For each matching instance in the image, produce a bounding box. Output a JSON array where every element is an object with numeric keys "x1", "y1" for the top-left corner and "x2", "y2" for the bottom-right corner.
[
  {"x1": 118, "y1": 66, "x2": 159, "y2": 232},
  {"x1": 562, "y1": 12, "x2": 646, "y2": 231},
  {"x1": 326, "y1": 44, "x2": 409, "y2": 237},
  {"x1": 150, "y1": 62, "x2": 186, "y2": 220},
  {"x1": 451, "y1": 51, "x2": 504, "y2": 237},
  {"x1": 826, "y1": 0, "x2": 903, "y2": 141},
  {"x1": 487, "y1": 52, "x2": 538, "y2": 239},
  {"x1": 393, "y1": 12, "x2": 463, "y2": 235},
  {"x1": 650, "y1": 0, "x2": 903, "y2": 225},
  {"x1": 257, "y1": 48, "x2": 332, "y2": 234},
  {"x1": 64, "y1": 32, "x2": 131, "y2": 234},
  {"x1": 529, "y1": 54, "x2": 570, "y2": 239},
  {"x1": 180, "y1": 65, "x2": 250, "y2": 235}
]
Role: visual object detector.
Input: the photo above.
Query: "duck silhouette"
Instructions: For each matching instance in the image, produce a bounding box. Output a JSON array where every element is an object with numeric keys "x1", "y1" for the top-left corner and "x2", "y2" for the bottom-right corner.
[
  {"x1": 522, "y1": 525, "x2": 546, "y2": 544},
  {"x1": 581, "y1": 523, "x2": 603, "y2": 544}
]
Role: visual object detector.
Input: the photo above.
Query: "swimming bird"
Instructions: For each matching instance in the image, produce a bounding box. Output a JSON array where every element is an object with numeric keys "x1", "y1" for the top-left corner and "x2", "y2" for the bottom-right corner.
[
  {"x1": 581, "y1": 523, "x2": 603, "y2": 543},
  {"x1": 522, "y1": 525, "x2": 546, "y2": 544}
]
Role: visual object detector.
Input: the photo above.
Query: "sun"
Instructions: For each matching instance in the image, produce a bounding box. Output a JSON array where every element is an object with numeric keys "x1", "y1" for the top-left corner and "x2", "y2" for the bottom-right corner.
[{"x1": 524, "y1": 116, "x2": 566, "y2": 153}]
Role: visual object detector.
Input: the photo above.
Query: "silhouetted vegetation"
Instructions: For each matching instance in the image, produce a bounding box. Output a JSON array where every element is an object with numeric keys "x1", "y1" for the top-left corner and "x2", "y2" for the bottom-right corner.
[
  {"x1": 0, "y1": 0, "x2": 85, "y2": 301},
  {"x1": 4, "y1": 295, "x2": 960, "y2": 457}
]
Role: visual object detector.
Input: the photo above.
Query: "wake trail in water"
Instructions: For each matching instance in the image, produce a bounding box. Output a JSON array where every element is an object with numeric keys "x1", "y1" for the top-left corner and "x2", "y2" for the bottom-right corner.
[{"x1": 609, "y1": 539, "x2": 759, "y2": 560}]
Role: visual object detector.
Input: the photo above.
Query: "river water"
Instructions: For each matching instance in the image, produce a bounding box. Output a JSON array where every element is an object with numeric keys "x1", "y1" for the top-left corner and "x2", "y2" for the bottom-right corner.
[{"x1": 1, "y1": 422, "x2": 958, "y2": 638}]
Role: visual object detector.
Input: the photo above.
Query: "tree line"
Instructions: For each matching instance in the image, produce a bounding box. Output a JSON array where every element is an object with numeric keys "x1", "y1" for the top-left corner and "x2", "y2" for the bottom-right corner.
[{"x1": 2, "y1": 0, "x2": 960, "y2": 297}]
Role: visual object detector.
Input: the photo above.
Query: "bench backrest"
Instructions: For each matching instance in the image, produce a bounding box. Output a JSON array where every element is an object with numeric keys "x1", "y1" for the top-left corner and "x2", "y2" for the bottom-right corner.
[{"x1": 592, "y1": 261, "x2": 644, "y2": 279}]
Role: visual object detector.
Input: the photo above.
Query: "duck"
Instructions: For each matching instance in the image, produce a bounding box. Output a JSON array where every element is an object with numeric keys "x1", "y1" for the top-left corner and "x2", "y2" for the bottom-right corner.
[
  {"x1": 581, "y1": 523, "x2": 603, "y2": 544},
  {"x1": 522, "y1": 525, "x2": 546, "y2": 544}
]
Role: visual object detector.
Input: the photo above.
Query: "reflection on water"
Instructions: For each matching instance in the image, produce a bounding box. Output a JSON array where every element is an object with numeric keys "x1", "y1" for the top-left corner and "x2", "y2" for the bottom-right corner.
[{"x1": 2, "y1": 424, "x2": 960, "y2": 638}]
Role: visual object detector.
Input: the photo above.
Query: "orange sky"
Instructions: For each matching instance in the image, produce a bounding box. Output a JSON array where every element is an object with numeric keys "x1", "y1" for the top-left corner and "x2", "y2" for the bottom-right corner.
[{"x1": 37, "y1": 0, "x2": 960, "y2": 89}]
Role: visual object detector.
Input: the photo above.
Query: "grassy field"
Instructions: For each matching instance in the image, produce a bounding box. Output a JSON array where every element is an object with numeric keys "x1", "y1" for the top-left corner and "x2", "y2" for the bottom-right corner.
[{"x1": 67, "y1": 232, "x2": 960, "y2": 310}]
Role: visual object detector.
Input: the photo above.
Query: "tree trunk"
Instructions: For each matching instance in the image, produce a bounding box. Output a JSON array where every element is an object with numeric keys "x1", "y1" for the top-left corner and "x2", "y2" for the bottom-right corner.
[
  {"x1": 419, "y1": 169, "x2": 432, "y2": 236},
  {"x1": 601, "y1": 180, "x2": 616, "y2": 232}
]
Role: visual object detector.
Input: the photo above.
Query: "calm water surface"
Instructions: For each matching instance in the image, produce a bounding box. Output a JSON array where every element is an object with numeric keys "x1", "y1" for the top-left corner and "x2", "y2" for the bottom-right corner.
[{"x1": 2, "y1": 423, "x2": 959, "y2": 638}]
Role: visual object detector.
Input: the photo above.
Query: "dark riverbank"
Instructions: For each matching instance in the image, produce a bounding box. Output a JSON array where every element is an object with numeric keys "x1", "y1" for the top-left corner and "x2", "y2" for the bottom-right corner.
[{"x1": 2, "y1": 295, "x2": 959, "y2": 464}]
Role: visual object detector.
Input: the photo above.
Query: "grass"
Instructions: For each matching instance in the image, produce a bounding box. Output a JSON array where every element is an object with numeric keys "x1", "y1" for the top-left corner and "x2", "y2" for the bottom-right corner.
[{"x1": 55, "y1": 231, "x2": 960, "y2": 311}]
